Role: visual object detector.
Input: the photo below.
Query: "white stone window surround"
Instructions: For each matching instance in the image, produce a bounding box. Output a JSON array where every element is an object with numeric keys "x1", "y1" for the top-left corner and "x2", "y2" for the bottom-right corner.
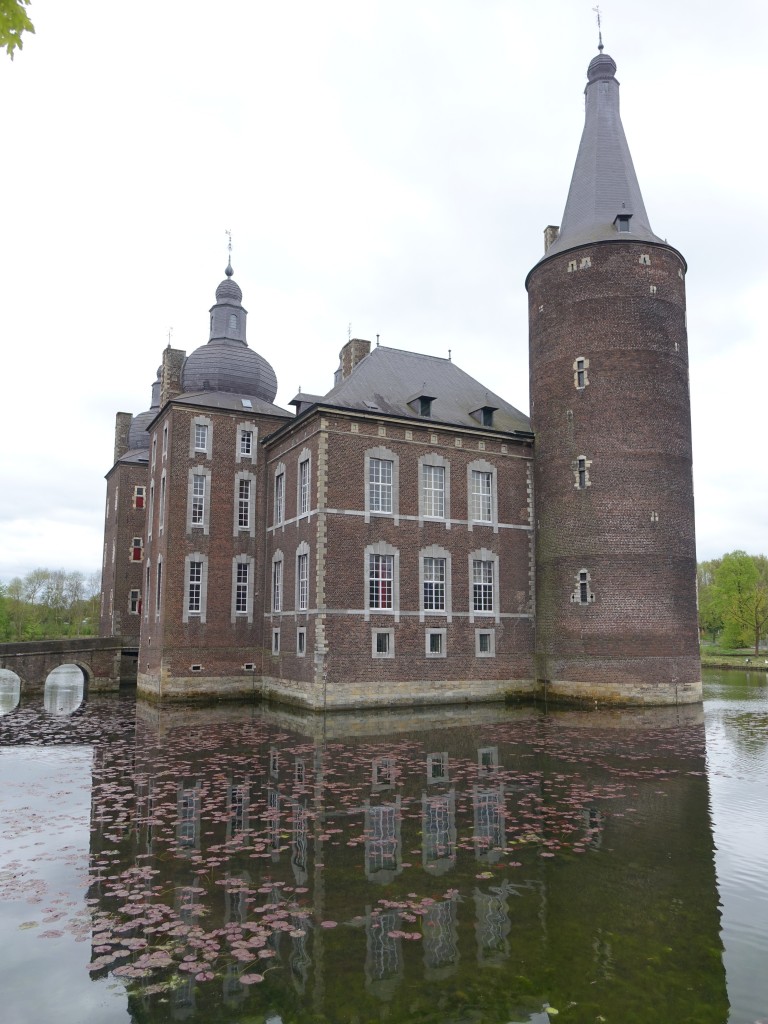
[
  {"x1": 159, "y1": 470, "x2": 167, "y2": 535},
  {"x1": 272, "y1": 549, "x2": 284, "y2": 613},
  {"x1": 573, "y1": 356, "x2": 590, "y2": 391},
  {"x1": 573, "y1": 455, "x2": 592, "y2": 490},
  {"x1": 419, "y1": 544, "x2": 452, "y2": 622},
  {"x1": 297, "y1": 448, "x2": 312, "y2": 518},
  {"x1": 296, "y1": 626, "x2": 307, "y2": 657},
  {"x1": 295, "y1": 541, "x2": 310, "y2": 611},
  {"x1": 272, "y1": 628, "x2": 280, "y2": 655},
  {"x1": 364, "y1": 541, "x2": 400, "y2": 622},
  {"x1": 274, "y1": 462, "x2": 286, "y2": 527},
  {"x1": 418, "y1": 452, "x2": 451, "y2": 525},
  {"x1": 233, "y1": 470, "x2": 256, "y2": 537},
  {"x1": 236, "y1": 421, "x2": 257, "y2": 464},
  {"x1": 189, "y1": 415, "x2": 213, "y2": 458},
  {"x1": 162, "y1": 422, "x2": 169, "y2": 460},
  {"x1": 231, "y1": 555, "x2": 255, "y2": 623},
  {"x1": 467, "y1": 459, "x2": 498, "y2": 533},
  {"x1": 144, "y1": 561, "x2": 151, "y2": 623},
  {"x1": 148, "y1": 480, "x2": 155, "y2": 540},
  {"x1": 151, "y1": 433, "x2": 157, "y2": 472},
  {"x1": 571, "y1": 567, "x2": 596, "y2": 605},
  {"x1": 129, "y1": 588, "x2": 141, "y2": 615},
  {"x1": 183, "y1": 552, "x2": 209, "y2": 623},
  {"x1": 425, "y1": 627, "x2": 447, "y2": 658},
  {"x1": 475, "y1": 627, "x2": 496, "y2": 658},
  {"x1": 187, "y1": 466, "x2": 212, "y2": 534},
  {"x1": 371, "y1": 627, "x2": 395, "y2": 659},
  {"x1": 468, "y1": 548, "x2": 500, "y2": 623},
  {"x1": 155, "y1": 556, "x2": 163, "y2": 620},
  {"x1": 364, "y1": 446, "x2": 400, "y2": 524}
]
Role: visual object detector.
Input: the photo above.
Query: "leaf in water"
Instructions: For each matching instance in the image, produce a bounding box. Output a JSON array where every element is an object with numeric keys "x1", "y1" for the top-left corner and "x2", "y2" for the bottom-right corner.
[{"x1": 239, "y1": 973, "x2": 264, "y2": 984}]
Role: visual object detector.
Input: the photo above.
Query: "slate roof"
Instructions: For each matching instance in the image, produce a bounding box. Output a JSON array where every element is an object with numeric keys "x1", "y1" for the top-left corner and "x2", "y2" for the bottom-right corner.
[
  {"x1": 301, "y1": 345, "x2": 531, "y2": 434},
  {"x1": 182, "y1": 340, "x2": 278, "y2": 403},
  {"x1": 544, "y1": 51, "x2": 664, "y2": 258},
  {"x1": 172, "y1": 390, "x2": 291, "y2": 418}
]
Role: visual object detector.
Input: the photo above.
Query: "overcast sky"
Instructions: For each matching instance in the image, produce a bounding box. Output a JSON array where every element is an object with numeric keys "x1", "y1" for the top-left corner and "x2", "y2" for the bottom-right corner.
[{"x1": 1, "y1": 0, "x2": 765, "y2": 581}]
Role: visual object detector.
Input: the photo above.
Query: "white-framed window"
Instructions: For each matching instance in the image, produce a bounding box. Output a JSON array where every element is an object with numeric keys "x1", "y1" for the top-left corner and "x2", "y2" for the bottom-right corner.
[
  {"x1": 144, "y1": 563, "x2": 151, "y2": 622},
  {"x1": 467, "y1": 460, "x2": 497, "y2": 530},
  {"x1": 364, "y1": 542, "x2": 400, "y2": 619},
  {"x1": 475, "y1": 628, "x2": 496, "y2": 657},
  {"x1": 571, "y1": 568, "x2": 595, "y2": 605},
  {"x1": 148, "y1": 480, "x2": 154, "y2": 540},
  {"x1": 187, "y1": 467, "x2": 211, "y2": 534},
  {"x1": 422, "y1": 554, "x2": 446, "y2": 612},
  {"x1": 296, "y1": 627, "x2": 307, "y2": 656},
  {"x1": 129, "y1": 589, "x2": 141, "y2": 615},
  {"x1": 159, "y1": 471, "x2": 167, "y2": 533},
  {"x1": 151, "y1": 434, "x2": 157, "y2": 471},
  {"x1": 272, "y1": 628, "x2": 280, "y2": 656},
  {"x1": 190, "y1": 415, "x2": 212, "y2": 457},
  {"x1": 238, "y1": 478, "x2": 250, "y2": 527},
  {"x1": 419, "y1": 454, "x2": 450, "y2": 521},
  {"x1": 574, "y1": 356, "x2": 590, "y2": 390},
  {"x1": 274, "y1": 464, "x2": 286, "y2": 525},
  {"x1": 574, "y1": 455, "x2": 592, "y2": 490},
  {"x1": 232, "y1": 557, "x2": 253, "y2": 621},
  {"x1": 298, "y1": 450, "x2": 311, "y2": 517},
  {"x1": 155, "y1": 558, "x2": 163, "y2": 618},
  {"x1": 133, "y1": 485, "x2": 146, "y2": 510},
  {"x1": 425, "y1": 628, "x2": 447, "y2": 658},
  {"x1": 184, "y1": 553, "x2": 209, "y2": 622},
  {"x1": 131, "y1": 537, "x2": 143, "y2": 562},
  {"x1": 272, "y1": 552, "x2": 284, "y2": 612},
  {"x1": 371, "y1": 627, "x2": 394, "y2": 659},
  {"x1": 162, "y1": 423, "x2": 169, "y2": 459},
  {"x1": 192, "y1": 474, "x2": 205, "y2": 525},
  {"x1": 427, "y1": 752, "x2": 449, "y2": 784},
  {"x1": 296, "y1": 543, "x2": 309, "y2": 611},
  {"x1": 365, "y1": 446, "x2": 399, "y2": 522},
  {"x1": 236, "y1": 422, "x2": 257, "y2": 464},
  {"x1": 469, "y1": 549, "x2": 499, "y2": 621}
]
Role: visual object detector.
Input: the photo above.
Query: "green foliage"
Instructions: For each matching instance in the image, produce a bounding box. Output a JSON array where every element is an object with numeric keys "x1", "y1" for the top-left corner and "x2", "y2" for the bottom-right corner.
[
  {"x1": 701, "y1": 551, "x2": 768, "y2": 655},
  {"x1": 0, "y1": 0, "x2": 34, "y2": 59},
  {"x1": 0, "y1": 567, "x2": 100, "y2": 641}
]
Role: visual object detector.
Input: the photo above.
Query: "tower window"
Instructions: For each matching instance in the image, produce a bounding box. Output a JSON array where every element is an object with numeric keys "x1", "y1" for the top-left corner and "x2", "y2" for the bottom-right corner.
[
  {"x1": 574, "y1": 455, "x2": 591, "y2": 490},
  {"x1": 229, "y1": 313, "x2": 238, "y2": 331},
  {"x1": 574, "y1": 357, "x2": 589, "y2": 390},
  {"x1": 572, "y1": 569, "x2": 595, "y2": 605},
  {"x1": 615, "y1": 214, "x2": 632, "y2": 232}
]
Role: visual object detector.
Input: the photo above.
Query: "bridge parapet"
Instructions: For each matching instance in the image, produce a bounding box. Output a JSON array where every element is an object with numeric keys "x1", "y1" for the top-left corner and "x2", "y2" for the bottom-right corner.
[{"x1": 0, "y1": 637, "x2": 132, "y2": 691}]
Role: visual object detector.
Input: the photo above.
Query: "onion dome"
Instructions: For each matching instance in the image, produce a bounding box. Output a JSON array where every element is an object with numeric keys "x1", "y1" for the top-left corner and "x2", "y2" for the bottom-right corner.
[
  {"x1": 128, "y1": 368, "x2": 161, "y2": 449},
  {"x1": 181, "y1": 261, "x2": 278, "y2": 402}
]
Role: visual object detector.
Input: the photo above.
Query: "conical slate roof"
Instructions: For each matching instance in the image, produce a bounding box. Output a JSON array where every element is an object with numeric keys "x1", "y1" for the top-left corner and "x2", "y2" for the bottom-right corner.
[{"x1": 545, "y1": 50, "x2": 664, "y2": 257}]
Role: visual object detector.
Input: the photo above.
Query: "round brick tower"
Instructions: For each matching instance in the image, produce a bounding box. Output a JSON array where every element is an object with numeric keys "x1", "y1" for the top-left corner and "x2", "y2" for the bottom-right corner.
[{"x1": 526, "y1": 50, "x2": 701, "y2": 705}]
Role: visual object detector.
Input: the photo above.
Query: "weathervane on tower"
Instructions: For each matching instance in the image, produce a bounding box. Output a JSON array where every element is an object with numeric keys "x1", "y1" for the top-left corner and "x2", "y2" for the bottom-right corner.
[
  {"x1": 225, "y1": 228, "x2": 233, "y2": 277},
  {"x1": 592, "y1": 5, "x2": 604, "y2": 51}
]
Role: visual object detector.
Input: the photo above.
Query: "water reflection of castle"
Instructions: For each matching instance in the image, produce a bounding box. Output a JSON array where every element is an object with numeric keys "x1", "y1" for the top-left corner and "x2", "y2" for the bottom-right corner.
[{"x1": 83, "y1": 702, "x2": 730, "y2": 1022}]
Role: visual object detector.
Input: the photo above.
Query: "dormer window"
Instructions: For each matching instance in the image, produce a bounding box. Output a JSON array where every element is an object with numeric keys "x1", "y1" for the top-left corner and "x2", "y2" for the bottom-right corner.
[
  {"x1": 471, "y1": 405, "x2": 497, "y2": 428},
  {"x1": 419, "y1": 397, "x2": 433, "y2": 417},
  {"x1": 615, "y1": 214, "x2": 632, "y2": 232}
]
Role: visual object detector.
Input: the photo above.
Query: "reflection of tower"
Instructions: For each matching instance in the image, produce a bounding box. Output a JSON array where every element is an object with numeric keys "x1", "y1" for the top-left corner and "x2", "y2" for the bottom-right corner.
[
  {"x1": 422, "y1": 789, "x2": 456, "y2": 875},
  {"x1": 474, "y1": 882, "x2": 512, "y2": 964},
  {"x1": 527, "y1": 49, "x2": 700, "y2": 704},
  {"x1": 422, "y1": 897, "x2": 459, "y2": 979},
  {"x1": 364, "y1": 797, "x2": 402, "y2": 883}
]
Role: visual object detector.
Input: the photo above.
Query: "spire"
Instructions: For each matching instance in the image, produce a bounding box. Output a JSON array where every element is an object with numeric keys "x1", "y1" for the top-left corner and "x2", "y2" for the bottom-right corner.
[
  {"x1": 544, "y1": 50, "x2": 664, "y2": 257},
  {"x1": 225, "y1": 228, "x2": 234, "y2": 277}
]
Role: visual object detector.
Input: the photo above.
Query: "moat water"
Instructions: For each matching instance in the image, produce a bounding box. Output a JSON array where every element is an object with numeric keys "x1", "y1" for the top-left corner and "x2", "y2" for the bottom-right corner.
[{"x1": 0, "y1": 668, "x2": 766, "y2": 1024}]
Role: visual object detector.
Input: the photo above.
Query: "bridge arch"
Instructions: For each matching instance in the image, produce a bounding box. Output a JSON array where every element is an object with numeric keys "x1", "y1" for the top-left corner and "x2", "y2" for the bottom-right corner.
[
  {"x1": 0, "y1": 668, "x2": 21, "y2": 715},
  {"x1": 44, "y1": 664, "x2": 87, "y2": 715}
]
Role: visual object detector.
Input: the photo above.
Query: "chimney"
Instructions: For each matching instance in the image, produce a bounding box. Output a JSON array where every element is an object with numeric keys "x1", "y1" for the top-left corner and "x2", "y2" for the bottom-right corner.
[
  {"x1": 160, "y1": 346, "x2": 186, "y2": 406},
  {"x1": 338, "y1": 338, "x2": 371, "y2": 381},
  {"x1": 544, "y1": 225, "x2": 560, "y2": 253},
  {"x1": 114, "y1": 412, "x2": 133, "y2": 464}
]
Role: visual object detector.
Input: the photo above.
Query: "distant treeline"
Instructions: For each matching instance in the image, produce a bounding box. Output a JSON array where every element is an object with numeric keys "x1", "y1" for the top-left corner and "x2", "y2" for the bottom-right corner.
[
  {"x1": 0, "y1": 569, "x2": 101, "y2": 642},
  {"x1": 698, "y1": 551, "x2": 768, "y2": 654}
]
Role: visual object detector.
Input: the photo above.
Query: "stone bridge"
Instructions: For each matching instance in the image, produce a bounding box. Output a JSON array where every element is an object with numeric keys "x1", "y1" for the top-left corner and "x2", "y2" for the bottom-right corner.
[{"x1": 0, "y1": 637, "x2": 136, "y2": 692}]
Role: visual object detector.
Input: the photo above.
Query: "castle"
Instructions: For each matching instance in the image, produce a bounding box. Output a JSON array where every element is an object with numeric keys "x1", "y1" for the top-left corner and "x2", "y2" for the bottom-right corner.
[{"x1": 99, "y1": 47, "x2": 701, "y2": 709}]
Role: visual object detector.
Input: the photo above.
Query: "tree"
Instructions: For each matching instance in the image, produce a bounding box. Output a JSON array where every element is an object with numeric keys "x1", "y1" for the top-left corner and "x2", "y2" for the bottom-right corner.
[
  {"x1": 712, "y1": 551, "x2": 768, "y2": 655},
  {"x1": 697, "y1": 559, "x2": 723, "y2": 642},
  {"x1": 0, "y1": 0, "x2": 34, "y2": 59}
]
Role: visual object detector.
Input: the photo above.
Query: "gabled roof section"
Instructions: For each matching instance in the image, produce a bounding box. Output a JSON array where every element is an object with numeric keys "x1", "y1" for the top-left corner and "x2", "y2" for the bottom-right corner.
[
  {"x1": 172, "y1": 391, "x2": 292, "y2": 418},
  {"x1": 313, "y1": 345, "x2": 530, "y2": 434},
  {"x1": 544, "y1": 51, "x2": 664, "y2": 258}
]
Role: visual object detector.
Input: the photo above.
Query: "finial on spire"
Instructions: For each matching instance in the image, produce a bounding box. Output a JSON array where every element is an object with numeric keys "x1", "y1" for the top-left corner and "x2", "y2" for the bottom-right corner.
[
  {"x1": 167, "y1": 326, "x2": 173, "y2": 348},
  {"x1": 593, "y1": 5, "x2": 604, "y2": 51},
  {"x1": 225, "y1": 228, "x2": 234, "y2": 277}
]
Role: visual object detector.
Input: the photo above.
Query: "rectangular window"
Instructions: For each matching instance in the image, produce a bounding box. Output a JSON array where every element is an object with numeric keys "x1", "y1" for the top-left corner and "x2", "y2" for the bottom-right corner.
[
  {"x1": 475, "y1": 628, "x2": 496, "y2": 657},
  {"x1": 194, "y1": 423, "x2": 208, "y2": 452},
  {"x1": 272, "y1": 560, "x2": 283, "y2": 612},
  {"x1": 131, "y1": 537, "x2": 143, "y2": 562},
  {"x1": 297, "y1": 627, "x2": 306, "y2": 656},
  {"x1": 134, "y1": 486, "x2": 146, "y2": 509},
  {"x1": 237, "y1": 478, "x2": 251, "y2": 529},
  {"x1": 235, "y1": 562, "x2": 249, "y2": 614},
  {"x1": 274, "y1": 472, "x2": 285, "y2": 524},
  {"x1": 369, "y1": 458, "x2": 393, "y2": 514},
  {"x1": 297, "y1": 552, "x2": 309, "y2": 610},
  {"x1": 240, "y1": 429, "x2": 253, "y2": 456},
  {"x1": 159, "y1": 474, "x2": 166, "y2": 531},
  {"x1": 578, "y1": 457, "x2": 587, "y2": 489},
  {"x1": 422, "y1": 464, "x2": 445, "y2": 518},
  {"x1": 155, "y1": 561, "x2": 162, "y2": 615},
  {"x1": 191, "y1": 474, "x2": 205, "y2": 526},
  {"x1": 129, "y1": 589, "x2": 141, "y2": 614},
  {"x1": 473, "y1": 559, "x2": 494, "y2": 612},
  {"x1": 423, "y1": 557, "x2": 446, "y2": 610},
  {"x1": 299, "y1": 459, "x2": 310, "y2": 515},
  {"x1": 148, "y1": 482, "x2": 154, "y2": 539},
  {"x1": 162, "y1": 424, "x2": 168, "y2": 458},
  {"x1": 188, "y1": 561, "x2": 202, "y2": 615},
  {"x1": 425, "y1": 628, "x2": 447, "y2": 658},
  {"x1": 374, "y1": 630, "x2": 391, "y2": 656},
  {"x1": 470, "y1": 471, "x2": 492, "y2": 522},
  {"x1": 272, "y1": 629, "x2": 280, "y2": 656},
  {"x1": 369, "y1": 553, "x2": 393, "y2": 609}
]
